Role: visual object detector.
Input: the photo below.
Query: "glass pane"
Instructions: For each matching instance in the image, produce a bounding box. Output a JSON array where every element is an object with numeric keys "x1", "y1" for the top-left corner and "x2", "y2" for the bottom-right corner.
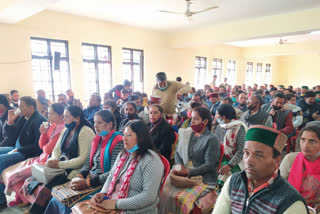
[
  {"x1": 31, "y1": 39, "x2": 48, "y2": 56},
  {"x1": 31, "y1": 58, "x2": 53, "y2": 99},
  {"x1": 52, "y1": 60, "x2": 70, "y2": 98},
  {"x1": 50, "y1": 42, "x2": 67, "y2": 58},
  {"x1": 98, "y1": 62, "x2": 112, "y2": 96},
  {"x1": 133, "y1": 65, "x2": 142, "y2": 92},
  {"x1": 82, "y1": 45, "x2": 95, "y2": 60},
  {"x1": 122, "y1": 49, "x2": 131, "y2": 63},
  {"x1": 133, "y1": 51, "x2": 141, "y2": 64},
  {"x1": 84, "y1": 62, "x2": 97, "y2": 97},
  {"x1": 195, "y1": 57, "x2": 200, "y2": 67},
  {"x1": 97, "y1": 46, "x2": 110, "y2": 61},
  {"x1": 123, "y1": 64, "x2": 132, "y2": 82}
]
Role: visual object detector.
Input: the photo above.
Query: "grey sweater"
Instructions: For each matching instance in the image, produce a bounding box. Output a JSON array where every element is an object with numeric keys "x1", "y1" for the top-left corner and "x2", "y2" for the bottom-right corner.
[
  {"x1": 215, "y1": 125, "x2": 246, "y2": 167},
  {"x1": 175, "y1": 129, "x2": 220, "y2": 185},
  {"x1": 79, "y1": 141, "x2": 124, "y2": 187},
  {"x1": 101, "y1": 150, "x2": 164, "y2": 214}
]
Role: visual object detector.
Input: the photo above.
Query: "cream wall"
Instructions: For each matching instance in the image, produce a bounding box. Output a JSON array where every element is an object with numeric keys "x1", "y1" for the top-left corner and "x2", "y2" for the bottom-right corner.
[
  {"x1": 0, "y1": 10, "x2": 171, "y2": 102},
  {"x1": 0, "y1": 9, "x2": 319, "y2": 104},
  {"x1": 278, "y1": 55, "x2": 320, "y2": 87}
]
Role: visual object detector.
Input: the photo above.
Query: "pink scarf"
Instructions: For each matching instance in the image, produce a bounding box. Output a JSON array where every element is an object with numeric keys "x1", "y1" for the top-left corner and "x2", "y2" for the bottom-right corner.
[
  {"x1": 288, "y1": 152, "x2": 320, "y2": 202},
  {"x1": 106, "y1": 152, "x2": 140, "y2": 199}
]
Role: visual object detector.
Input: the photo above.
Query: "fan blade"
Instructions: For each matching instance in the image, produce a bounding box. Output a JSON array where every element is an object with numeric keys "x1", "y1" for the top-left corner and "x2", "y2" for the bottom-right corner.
[
  {"x1": 192, "y1": 6, "x2": 219, "y2": 14},
  {"x1": 158, "y1": 10, "x2": 184, "y2": 14}
]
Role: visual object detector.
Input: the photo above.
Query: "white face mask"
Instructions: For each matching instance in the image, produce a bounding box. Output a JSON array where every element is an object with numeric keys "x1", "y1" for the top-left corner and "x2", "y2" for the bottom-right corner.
[{"x1": 216, "y1": 118, "x2": 225, "y2": 124}]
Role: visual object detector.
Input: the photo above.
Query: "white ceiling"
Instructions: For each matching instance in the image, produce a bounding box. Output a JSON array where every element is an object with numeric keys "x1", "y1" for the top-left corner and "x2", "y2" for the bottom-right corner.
[
  {"x1": 1, "y1": 0, "x2": 320, "y2": 47},
  {"x1": 226, "y1": 31, "x2": 320, "y2": 47},
  {"x1": 5, "y1": 0, "x2": 317, "y2": 31},
  {"x1": 47, "y1": 0, "x2": 320, "y2": 31}
]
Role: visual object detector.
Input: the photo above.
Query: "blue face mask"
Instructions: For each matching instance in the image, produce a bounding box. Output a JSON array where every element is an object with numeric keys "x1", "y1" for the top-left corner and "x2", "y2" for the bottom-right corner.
[
  {"x1": 98, "y1": 130, "x2": 109, "y2": 137},
  {"x1": 65, "y1": 121, "x2": 76, "y2": 130},
  {"x1": 188, "y1": 94, "x2": 194, "y2": 98},
  {"x1": 127, "y1": 144, "x2": 139, "y2": 153}
]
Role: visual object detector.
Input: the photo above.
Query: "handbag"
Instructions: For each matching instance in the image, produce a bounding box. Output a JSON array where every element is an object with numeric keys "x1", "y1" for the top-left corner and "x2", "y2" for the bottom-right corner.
[
  {"x1": 52, "y1": 182, "x2": 101, "y2": 207},
  {"x1": 31, "y1": 163, "x2": 65, "y2": 184},
  {"x1": 72, "y1": 200, "x2": 117, "y2": 214}
]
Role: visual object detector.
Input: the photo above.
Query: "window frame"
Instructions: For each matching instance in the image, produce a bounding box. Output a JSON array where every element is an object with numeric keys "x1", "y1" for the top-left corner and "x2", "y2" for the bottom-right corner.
[
  {"x1": 30, "y1": 37, "x2": 71, "y2": 102},
  {"x1": 246, "y1": 62, "x2": 254, "y2": 86},
  {"x1": 227, "y1": 59, "x2": 237, "y2": 86},
  {"x1": 122, "y1": 47, "x2": 144, "y2": 92},
  {"x1": 212, "y1": 58, "x2": 223, "y2": 85},
  {"x1": 195, "y1": 56, "x2": 207, "y2": 89},
  {"x1": 256, "y1": 63, "x2": 263, "y2": 85},
  {"x1": 82, "y1": 43, "x2": 112, "y2": 96},
  {"x1": 265, "y1": 63, "x2": 272, "y2": 84}
]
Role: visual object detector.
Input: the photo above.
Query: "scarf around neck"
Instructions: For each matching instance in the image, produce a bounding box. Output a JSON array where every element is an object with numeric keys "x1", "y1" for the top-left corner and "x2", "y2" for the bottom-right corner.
[
  {"x1": 288, "y1": 152, "x2": 320, "y2": 203},
  {"x1": 149, "y1": 117, "x2": 163, "y2": 134},
  {"x1": 220, "y1": 120, "x2": 248, "y2": 160},
  {"x1": 106, "y1": 152, "x2": 141, "y2": 199}
]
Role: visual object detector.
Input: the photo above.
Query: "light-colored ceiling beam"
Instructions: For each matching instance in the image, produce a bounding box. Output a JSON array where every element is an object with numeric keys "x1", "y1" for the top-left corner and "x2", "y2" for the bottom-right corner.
[{"x1": 0, "y1": 0, "x2": 60, "y2": 24}]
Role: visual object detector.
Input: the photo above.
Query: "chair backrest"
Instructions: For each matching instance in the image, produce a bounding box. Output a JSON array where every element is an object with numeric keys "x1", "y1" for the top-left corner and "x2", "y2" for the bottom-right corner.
[
  {"x1": 159, "y1": 155, "x2": 170, "y2": 193},
  {"x1": 170, "y1": 132, "x2": 179, "y2": 160},
  {"x1": 217, "y1": 143, "x2": 224, "y2": 170}
]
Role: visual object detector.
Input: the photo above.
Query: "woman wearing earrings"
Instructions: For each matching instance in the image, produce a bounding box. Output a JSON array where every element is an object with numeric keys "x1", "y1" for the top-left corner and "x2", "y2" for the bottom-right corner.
[
  {"x1": 44, "y1": 110, "x2": 123, "y2": 214},
  {"x1": 21, "y1": 105, "x2": 95, "y2": 214},
  {"x1": 72, "y1": 120, "x2": 165, "y2": 214}
]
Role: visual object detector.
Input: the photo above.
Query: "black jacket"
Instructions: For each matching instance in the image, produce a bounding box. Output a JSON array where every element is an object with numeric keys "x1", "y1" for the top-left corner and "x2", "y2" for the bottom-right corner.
[
  {"x1": 5, "y1": 110, "x2": 47, "y2": 158},
  {"x1": 0, "y1": 107, "x2": 14, "y2": 147},
  {"x1": 297, "y1": 99, "x2": 320, "y2": 127},
  {"x1": 148, "y1": 119, "x2": 175, "y2": 161}
]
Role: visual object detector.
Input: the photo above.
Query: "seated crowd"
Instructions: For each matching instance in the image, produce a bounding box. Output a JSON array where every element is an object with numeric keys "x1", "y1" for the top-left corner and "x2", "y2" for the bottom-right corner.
[{"x1": 0, "y1": 72, "x2": 319, "y2": 214}]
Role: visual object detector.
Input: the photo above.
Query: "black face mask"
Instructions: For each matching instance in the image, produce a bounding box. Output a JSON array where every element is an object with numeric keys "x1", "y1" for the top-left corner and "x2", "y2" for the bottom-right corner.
[
  {"x1": 273, "y1": 105, "x2": 282, "y2": 111},
  {"x1": 126, "y1": 113, "x2": 136, "y2": 120},
  {"x1": 247, "y1": 104, "x2": 256, "y2": 111},
  {"x1": 219, "y1": 93, "x2": 225, "y2": 97}
]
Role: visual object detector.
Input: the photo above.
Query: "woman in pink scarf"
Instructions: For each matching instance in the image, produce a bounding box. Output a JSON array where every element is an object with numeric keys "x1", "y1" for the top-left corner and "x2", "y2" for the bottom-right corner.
[
  {"x1": 280, "y1": 125, "x2": 320, "y2": 211},
  {"x1": 1, "y1": 103, "x2": 65, "y2": 206}
]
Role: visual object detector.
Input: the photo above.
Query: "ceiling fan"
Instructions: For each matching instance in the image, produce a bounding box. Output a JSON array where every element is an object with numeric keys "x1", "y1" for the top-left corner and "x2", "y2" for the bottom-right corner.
[
  {"x1": 158, "y1": 0, "x2": 219, "y2": 18},
  {"x1": 279, "y1": 38, "x2": 289, "y2": 45}
]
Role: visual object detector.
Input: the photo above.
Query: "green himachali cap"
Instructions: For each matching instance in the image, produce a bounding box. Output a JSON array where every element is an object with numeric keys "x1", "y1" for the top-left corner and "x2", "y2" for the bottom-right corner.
[
  {"x1": 301, "y1": 86, "x2": 309, "y2": 90},
  {"x1": 245, "y1": 125, "x2": 287, "y2": 153},
  {"x1": 315, "y1": 91, "x2": 320, "y2": 95}
]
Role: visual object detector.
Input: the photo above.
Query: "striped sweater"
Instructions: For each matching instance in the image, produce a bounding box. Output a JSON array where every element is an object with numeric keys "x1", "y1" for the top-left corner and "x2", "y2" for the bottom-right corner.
[{"x1": 228, "y1": 171, "x2": 308, "y2": 214}]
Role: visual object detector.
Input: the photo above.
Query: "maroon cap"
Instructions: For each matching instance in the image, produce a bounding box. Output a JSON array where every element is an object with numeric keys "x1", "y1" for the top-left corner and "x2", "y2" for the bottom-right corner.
[
  {"x1": 209, "y1": 92, "x2": 219, "y2": 98},
  {"x1": 149, "y1": 95, "x2": 161, "y2": 104}
]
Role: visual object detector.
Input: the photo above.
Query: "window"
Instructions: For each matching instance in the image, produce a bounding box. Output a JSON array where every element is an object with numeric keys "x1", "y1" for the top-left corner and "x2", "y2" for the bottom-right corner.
[
  {"x1": 195, "y1": 56, "x2": 207, "y2": 89},
  {"x1": 227, "y1": 60, "x2": 236, "y2": 86},
  {"x1": 122, "y1": 48, "x2": 144, "y2": 92},
  {"x1": 212, "y1": 58, "x2": 223, "y2": 85},
  {"x1": 256, "y1": 63, "x2": 263, "y2": 86},
  {"x1": 245, "y1": 62, "x2": 254, "y2": 86},
  {"x1": 31, "y1": 37, "x2": 71, "y2": 102},
  {"x1": 82, "y1": 43, "x2": 112, "y2": 98},
  {"x1": 265, "y1": 64, "x2": 272, "y2": 84}
]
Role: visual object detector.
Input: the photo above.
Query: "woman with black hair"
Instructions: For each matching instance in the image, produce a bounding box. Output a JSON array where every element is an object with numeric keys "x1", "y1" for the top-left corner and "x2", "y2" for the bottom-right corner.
[
  {"x1": 160, "y1": 107, "x2": 221, "y2": 213},
  {"x1": 72, "y1": 120, "x2": 165, "y2": 214},
  {"x1": 20, "y1": 105, "x2": 95, "y2": 214},
  {"x1": 215, "y1": 104, "x2": 248, "y2": 188},
  {"x1": 148, "y1": 104, "x2": 175, "y2": 161},
  {"x1": 1, "y1": 103, "x2": 65, "y2": 207},
  {"x1": 118, "y1": 101, "x2": 140, "y2": 133},
  {"x1": 44, "y1": 110, "x2": 124, "y2": 214},
  {"x1": 281, "y1": 125, "x2": 320, "y2": 211},
  {"x1": 103, "y1": 100, "x2": 121, "y2": 130}
]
